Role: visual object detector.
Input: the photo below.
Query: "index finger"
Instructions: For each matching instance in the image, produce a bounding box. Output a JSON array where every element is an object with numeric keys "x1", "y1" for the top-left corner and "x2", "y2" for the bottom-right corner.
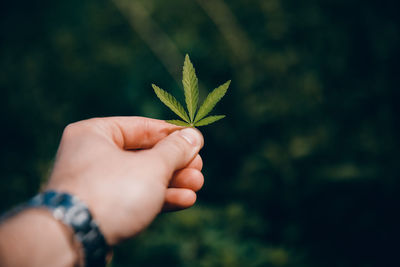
[{"x1": 97, "y1": 116, "x2": 182, "y2": 149}]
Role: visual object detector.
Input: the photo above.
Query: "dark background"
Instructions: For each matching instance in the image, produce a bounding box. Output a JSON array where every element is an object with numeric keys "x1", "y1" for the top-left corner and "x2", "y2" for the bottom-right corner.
[{"x1": 1, "y1": 0, "x2": 399, "y2": 266}]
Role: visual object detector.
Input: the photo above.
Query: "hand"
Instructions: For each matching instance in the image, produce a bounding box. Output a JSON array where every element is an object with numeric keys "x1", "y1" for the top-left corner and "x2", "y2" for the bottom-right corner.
[{"x1": 46, "y1": 117, "x2": 204, "y2": 246}]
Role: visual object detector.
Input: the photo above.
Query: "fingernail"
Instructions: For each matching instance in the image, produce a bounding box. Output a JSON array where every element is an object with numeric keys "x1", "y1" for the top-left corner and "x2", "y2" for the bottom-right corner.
[{"x1": 179, "y1": 128, "x2": 200, "y2": 146}]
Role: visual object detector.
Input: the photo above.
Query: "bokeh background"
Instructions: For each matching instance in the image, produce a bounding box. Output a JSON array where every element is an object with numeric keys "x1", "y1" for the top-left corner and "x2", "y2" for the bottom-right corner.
[{"x1": 1, "y1": 0, "x2": 399, "y2": 266}]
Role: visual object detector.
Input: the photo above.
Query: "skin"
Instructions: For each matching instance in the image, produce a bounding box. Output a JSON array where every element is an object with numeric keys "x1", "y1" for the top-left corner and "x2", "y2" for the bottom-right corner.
[{"x1": 0, "y1": 116, "x2": 205, "y2": 267}]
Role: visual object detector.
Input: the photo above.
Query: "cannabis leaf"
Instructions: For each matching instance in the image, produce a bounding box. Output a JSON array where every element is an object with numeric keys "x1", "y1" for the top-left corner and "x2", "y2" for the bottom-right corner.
[
  {"x1": 165, "y1": 120, "x2": 191, "y2": 127},
  {"x1": 194, "y1": 115, "x2": 226, "y2": 126},
  {"x1": 182, "y1": 54, "x2": 199, "y2": 122},
  {"x1": 152, "y1": 54, "x2": 230, "y2": 127},
  {"x1": 152, "y1": 84, "x2": 190, "y2": 123},
  {"x1": 194, "y1": 80, "x2": 230, "y2": 123}
]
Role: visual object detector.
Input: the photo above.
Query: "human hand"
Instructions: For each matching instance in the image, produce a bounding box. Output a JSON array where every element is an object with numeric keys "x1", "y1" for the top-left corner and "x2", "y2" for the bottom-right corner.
[{"x1": 46, "y1": 117, "x2": 204, "y2": 246}]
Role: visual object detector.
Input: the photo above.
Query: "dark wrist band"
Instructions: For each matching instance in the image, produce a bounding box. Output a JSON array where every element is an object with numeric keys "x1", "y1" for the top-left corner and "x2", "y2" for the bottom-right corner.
[{"x1": 28, "y1": 191, "x2": 110, "y2": 267}]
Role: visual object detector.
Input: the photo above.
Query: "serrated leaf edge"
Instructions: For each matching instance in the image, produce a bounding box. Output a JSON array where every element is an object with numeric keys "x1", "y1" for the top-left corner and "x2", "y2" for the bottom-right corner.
[
  {"x1": 166, "y1": 120, "x2": 192, "y2": 127},
  {"x1": 182, "y1": 54, "x2": 199, "y2": 123},
  {"x1": 194, "y1": 80, "x2": 230, "y2": 123},
  {"x1": 152, "y1": 84, "x2": 190, "y2": 123},
  {"x1": 194, "y1": 115, "x2": 226, "y2": 127}
]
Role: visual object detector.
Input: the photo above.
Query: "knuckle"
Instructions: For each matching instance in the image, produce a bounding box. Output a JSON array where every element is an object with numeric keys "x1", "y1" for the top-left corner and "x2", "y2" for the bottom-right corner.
[
  {"x1": 186, "y1": 169, "x2": 204, "y2": 191},
  {"x1": 192, "y1": 155, "x2": 203, "y2": 170},
  {"x1": 151, "y1": 137, "x2": 192, "y2": 174},
  {"x1": 168, "y1": 137, "x2": 190, "y2": 157},
  {"x1": 146, "y1": 153, "x2": 172, "y2": 180},
  {"x1": 62, "y1": 118, "x2": 105, "y2": 138},
  {"x1": 62, "y1": 122, "x2": 80, "y2": 138},
  {"x1": 195, "y1": 172, "x2": 205, "y2": 191}
]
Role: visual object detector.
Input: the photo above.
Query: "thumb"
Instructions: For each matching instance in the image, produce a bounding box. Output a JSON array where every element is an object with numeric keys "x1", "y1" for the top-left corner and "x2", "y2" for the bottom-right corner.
[{"x1": 149, "y1": 127, "x2": 204, "y2": 175}]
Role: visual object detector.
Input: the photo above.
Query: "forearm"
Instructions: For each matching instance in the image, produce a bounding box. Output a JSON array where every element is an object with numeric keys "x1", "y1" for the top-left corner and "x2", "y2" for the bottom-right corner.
[{"x1": 0, "y1": 209, "x2": 81, "y2": 267}]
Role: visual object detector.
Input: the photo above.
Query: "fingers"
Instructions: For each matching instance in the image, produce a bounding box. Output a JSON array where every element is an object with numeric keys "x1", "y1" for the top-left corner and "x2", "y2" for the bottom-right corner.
[
  {"x1": 165, "y1": 166, "x2": 204, "y2": 212},
  {"x1": 162, "y1": 188, "x2": 197, "y2": 212},
  {"x1": 148, "y1": 128, "x2": 204, "y2": 175},
  {"x1": 85, "y1": 116, "x2": 181, "y2": 149},
  {"x1": 169, "y1": 168, "x2": 204, "y2": 192},
  {"x1": 187, "y1": 155, "x2": 203, "y2": 171}
]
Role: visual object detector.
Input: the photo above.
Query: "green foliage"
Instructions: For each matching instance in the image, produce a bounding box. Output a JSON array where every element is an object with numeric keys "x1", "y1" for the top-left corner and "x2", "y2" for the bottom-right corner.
[
  {"x1": 182, "y1": 54, "x2": 199, "y2": 122},
  {"x1": 194, "y1": 115, "x2": 226, "y2": 126},
  {"x1": 151, "y1": 84, "x2": 190, "y2": 123},
  {"x1": 194, "y1": 80, "x2": 230, "y2": 123},
  {"x1": 152, "y1": 54, "x2": 230, "y2": 127},
  {"x1": 166, "y1": 115, "x2": 226, "y2": 127},
  {"x1": 165, "y1": 120, "x2": 191, "y2": 127}
]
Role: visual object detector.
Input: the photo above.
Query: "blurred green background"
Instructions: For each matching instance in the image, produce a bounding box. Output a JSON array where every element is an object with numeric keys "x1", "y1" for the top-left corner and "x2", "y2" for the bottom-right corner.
[{"x1": 1, "y1": 0, "x2": 399, "y2": 266}]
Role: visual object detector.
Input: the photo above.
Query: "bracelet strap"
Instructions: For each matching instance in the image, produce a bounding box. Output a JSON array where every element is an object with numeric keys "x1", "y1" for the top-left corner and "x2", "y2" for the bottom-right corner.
[{"x1": 28, "y1": 191, "x2": 110, "y2": 267}]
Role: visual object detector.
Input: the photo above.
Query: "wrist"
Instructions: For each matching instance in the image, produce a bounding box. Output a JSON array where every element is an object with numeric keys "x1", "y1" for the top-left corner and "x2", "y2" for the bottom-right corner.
[
  {"x1": 0, "y1": 209, "x2": 81, "y2": 267},
  {"x1": 28, "y1": 191, "x2": 111, "y2": 267}
]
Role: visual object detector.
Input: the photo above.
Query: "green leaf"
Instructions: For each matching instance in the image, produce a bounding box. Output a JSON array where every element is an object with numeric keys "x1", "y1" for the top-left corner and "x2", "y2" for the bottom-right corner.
[
  {"x1": 166, "y1": 120, "x2": 192, "y2": 127},
  {"x1": 182, "y1": 54, "x2": 199, "y2": 122},
  {"x1": 152, "y1": 84, "x2": 190, "y2": 123},
  {"x1": 151, "y1": 55, "x2": 230, "y2": 128},
  {"x1": 194, "y1": 115, "x2": 226, "y2": 127},
  {"x1": 194, "y1": 80, "x2": 231, "y2": 123}
]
